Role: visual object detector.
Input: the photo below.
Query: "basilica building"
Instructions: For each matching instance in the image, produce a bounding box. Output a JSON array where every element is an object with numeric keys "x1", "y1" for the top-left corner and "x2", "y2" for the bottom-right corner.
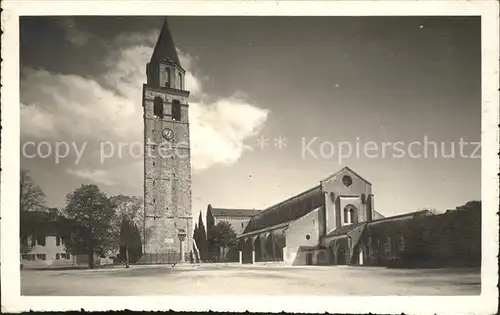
[
  {"x1": 233, "y1": 166, "x2": 480, "y2": 267},
  {"x1": 237, "y1": 166, "x2": 379, "y2": 265},
  {"x1": 236, "y1": 166, "x2": 435, "y2": 266}
]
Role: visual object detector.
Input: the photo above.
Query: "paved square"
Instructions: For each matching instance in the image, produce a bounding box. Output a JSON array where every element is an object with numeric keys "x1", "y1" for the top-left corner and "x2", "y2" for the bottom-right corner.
[{"x1": 21, "y1": 264, "x2": 480, "y2": 296}]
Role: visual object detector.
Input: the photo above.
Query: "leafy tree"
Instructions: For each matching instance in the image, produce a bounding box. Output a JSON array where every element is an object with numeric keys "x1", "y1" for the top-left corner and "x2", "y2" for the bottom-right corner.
[
  {"x1": 206, "y1": 207, "x2": 216, "y2": 261},
  {"x1": 418, "y1": 207, "x2": 440, "y2": 215},
  {"x1": 110, "y1": 195, "x2": 150, "y2": 254},
  {"x1": 20, "y1": 170, "x2": 46, "y2": 212},
  {"x1": 456, "y1": 200, "x2": 481, "y2": 212},
  {"x1": 19, "y1": 174, "x2": 46, "y2": 259},
  {"x1": 118, "y1": 217, "x2": 142, "y2": 267},
  {"x1": 63, "y1": 184, "x2": 116, "y2": 268},
  {"x1": 20, "y1": 240, "x2": 34, "y2": 254},
  {"x1": 212, "y1": 221, "x2": 237, "y2": 262},
  {"x1": 197, "y1": 212, "x2": 207, "y2": 261}
]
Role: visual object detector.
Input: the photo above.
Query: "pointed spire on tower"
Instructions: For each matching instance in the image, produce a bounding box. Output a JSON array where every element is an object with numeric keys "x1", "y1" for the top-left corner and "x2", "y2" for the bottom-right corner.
[{"x1": 151, "y1": 17, "x2": 181, "y2": 67}]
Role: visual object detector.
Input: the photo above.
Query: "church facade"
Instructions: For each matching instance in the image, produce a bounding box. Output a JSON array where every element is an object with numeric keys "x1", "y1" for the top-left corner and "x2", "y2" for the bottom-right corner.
[{"x1": 141, "y1": 19, "x2": 193, "y2": 263}]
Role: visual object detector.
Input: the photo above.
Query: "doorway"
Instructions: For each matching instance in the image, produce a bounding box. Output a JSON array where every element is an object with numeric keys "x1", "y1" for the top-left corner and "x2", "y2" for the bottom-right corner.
[
  {"x1": 337, "y1": 248, "x2": 346, "y2": 265},
  {"x1": 305, "y1": 252, "x2": 313, "y2": 265}
]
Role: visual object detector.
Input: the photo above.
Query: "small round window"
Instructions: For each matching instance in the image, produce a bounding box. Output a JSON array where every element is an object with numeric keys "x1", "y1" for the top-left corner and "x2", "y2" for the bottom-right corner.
[
  {"x1": 342, "y1": 175, "x2": 353, "y2": 187},
  {"x1": 306, "y1": 234, "x2": 311, "y2": 240}
]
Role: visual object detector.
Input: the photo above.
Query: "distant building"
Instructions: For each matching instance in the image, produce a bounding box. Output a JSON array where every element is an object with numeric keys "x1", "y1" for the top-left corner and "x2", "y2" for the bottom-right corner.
[
  {"x1": 20, "y1": 208, "x2": 73, "y2": 268},
  {"x1": 206, "y1": 206, "x2": 262, "y2": 236},
  {"x1": 20, "y1": 208, "x2": 115, "y2": 268}
]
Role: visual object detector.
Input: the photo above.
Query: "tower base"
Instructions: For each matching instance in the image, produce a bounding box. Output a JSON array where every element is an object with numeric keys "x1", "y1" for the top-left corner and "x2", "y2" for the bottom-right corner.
[{"x1": 138, "y1": 251, "x2": 193, "y2": 265}]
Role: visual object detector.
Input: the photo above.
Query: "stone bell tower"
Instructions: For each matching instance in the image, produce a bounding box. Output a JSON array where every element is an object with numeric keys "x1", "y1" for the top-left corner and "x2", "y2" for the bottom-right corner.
[{"x1": 142, "y1": 18, "x2": 192, "y2": 263}]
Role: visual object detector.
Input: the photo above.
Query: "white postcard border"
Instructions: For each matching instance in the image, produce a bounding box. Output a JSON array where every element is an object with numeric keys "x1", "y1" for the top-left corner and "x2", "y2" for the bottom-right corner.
[{"x1": 1, "y1": 1, "x2": 498, "y2": 314}]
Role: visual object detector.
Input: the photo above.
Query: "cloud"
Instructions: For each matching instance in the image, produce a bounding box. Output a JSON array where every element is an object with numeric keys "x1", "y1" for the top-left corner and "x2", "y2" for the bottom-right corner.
[
  {"x1": 58, "y1": 17, "x2": 93, "y2": 46},
  {"x1": 20, "y1": 68, "x2": 140, "y2": 142},
  {"x1": 66, "y1": 168, "x2": 118, "y2": 186},
  {"x1": 20, "y1": 29, "x2": 269, "y2": 187},
  {"x1": 190, "y1": 98, "x2": 268, "y2": 170}
]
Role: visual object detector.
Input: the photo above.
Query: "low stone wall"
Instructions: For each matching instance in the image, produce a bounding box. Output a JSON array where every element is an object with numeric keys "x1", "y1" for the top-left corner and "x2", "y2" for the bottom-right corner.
[
  {"x1": 362, "y1": 208, "x2": 481, "y2": 268},
  {"x1": 138, "y1": 252, "x2": 193, "y2": 264}
]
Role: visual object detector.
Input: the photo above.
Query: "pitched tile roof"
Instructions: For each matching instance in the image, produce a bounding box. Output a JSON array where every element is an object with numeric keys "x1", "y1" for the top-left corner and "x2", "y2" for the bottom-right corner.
[
  {"x1": 325, "y1": 222, "x2": 366, "y2": 237},
  {"x1": 369, "y1": 209, "x2": 432, "y2": 224},
  {"x1": 324, "y1": 210, "x2": 432, "y2": 237},
  {"x1": 242, "y1": 185, "x2": 324, "y2": 234},
  {"x1": 238, "y1": 220, "x2": 292, "y2": 238},
  {"x1": 209, "y1": 208, "x2": 262, "y2": 218}
]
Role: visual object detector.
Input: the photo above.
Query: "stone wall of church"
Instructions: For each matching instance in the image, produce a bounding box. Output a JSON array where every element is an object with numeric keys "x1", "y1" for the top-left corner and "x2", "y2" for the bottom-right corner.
[{"x1": 284, "y1": 207, "x2": 322, "y2": 265}]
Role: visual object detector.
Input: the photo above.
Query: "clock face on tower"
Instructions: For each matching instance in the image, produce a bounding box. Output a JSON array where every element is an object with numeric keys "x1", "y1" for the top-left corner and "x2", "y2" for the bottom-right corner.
[{"x1": 162, "y1": 128, "x2": 174, "y2": 140}]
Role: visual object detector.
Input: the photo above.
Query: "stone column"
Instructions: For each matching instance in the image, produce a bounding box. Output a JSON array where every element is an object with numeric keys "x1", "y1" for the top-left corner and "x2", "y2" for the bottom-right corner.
[
  {"x1": 251, "y1": 251, "x2": 255, "y2": 264},
  {"x1": 178, "y1": 230, "x2": 187, "y2": 263},
  {"x1": 261, "y1": 236, "x2": 266, "y2": 261},
  {"x1": 282, "y1": 247, "x2": 287, "y2": 263},
  {"x1": 239, "y1": 251, "x2": 243, "y2": 264},
  {"x1": 179, "y1": 239, "x2": 185, "y2": 263},
  {"x1": 271, "y1": 234, "x2": 276, "y2": 261}
]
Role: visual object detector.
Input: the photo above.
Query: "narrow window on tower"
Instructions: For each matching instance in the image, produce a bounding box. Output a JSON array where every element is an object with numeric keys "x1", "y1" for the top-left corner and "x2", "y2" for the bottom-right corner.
[
  {"x1": 172, "y1": 100, "x2": 181, "y2": 121},
  {"x1": 153, "y1": 97, "x2": 163, "y2": 119},
  {"x1": 178, "y1": 73, "x2": 183, "y2": 89},
  {"x1": 165, "y1": 68, "x2": 171, "y2": 88}
]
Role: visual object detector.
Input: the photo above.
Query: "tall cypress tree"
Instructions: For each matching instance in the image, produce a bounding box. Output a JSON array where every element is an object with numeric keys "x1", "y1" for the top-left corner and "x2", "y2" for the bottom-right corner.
[
  {"x1": 198, "y1": 212, "x2": 207, "y2": 261},
  {"x1": 193, "y1": 222, "x2": 199, "y2": 246},
  {"x1": 193, "y1": 223, "x2": 199, "y2": 262},
  {"x1": 206, "y1": 205, "x2": 216, "y2": 262}
]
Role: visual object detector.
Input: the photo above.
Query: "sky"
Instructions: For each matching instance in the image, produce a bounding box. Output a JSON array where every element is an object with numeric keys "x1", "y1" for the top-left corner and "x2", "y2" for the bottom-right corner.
[{"x1": 19, "y1": 16, "x2": 481, "y2": 222}]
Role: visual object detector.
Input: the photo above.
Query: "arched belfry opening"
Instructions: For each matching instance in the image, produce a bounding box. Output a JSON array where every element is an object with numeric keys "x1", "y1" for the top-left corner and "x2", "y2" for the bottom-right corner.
[
  {"x1": 153, "y1": 97, "x2": 164, "y2": 119},
  {"x1": 172, "y1": 99, "x2": 181, "y2": 121},
  {"x1": 165, "y1": 68, "x2": 171, "y2": 88},
  {"x1": 178, "y1": 72, "x2": 183, "y2": 90}
]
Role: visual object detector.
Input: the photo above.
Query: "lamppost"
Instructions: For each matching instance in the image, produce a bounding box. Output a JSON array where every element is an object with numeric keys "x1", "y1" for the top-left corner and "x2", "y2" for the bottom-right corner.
[{"x1": 177, "y1": 229, "x2": 186, "y2": 263}]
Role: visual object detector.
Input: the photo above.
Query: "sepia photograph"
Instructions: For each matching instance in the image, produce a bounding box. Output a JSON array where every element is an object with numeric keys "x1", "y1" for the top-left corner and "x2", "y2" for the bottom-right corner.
[{"x1": 1, "y1": 0, "x2": 499, "y2": 314}]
